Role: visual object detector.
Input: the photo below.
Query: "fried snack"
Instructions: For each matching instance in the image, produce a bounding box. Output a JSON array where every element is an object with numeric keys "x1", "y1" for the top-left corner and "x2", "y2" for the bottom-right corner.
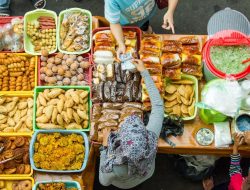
[
  {"x1": 0, "y1": 136, "x2": 30, "y2": 174},
  {"x1": 164, "y1": 80, "x2": 196, "y2": 118},
  {"x1": 0, "y1": 54, "x2": 36, "y2": 91},
  {"x1": 162, "y1": 40, "x2": 182, "y2": 53},
  {"x1": 33, "y1": 133, "x2": 85, "y2": 171},
  {"x1": 26, "y1": 16, "x2": 56, "y2": 53},
  {"x1": 37, "y1": 182, "x2": 78, "y2": 190},
  {"x1": 12, "y1": 180, "x2": 32, "y2": 190},
  {"x1": 0, "y1": 97, "x2": 33, "y2": 132},
  {"x1": 179, "y1": 36, "x2": 199, "y2": 45},
  {"x1": 36, "y1": 89, "x2": 89, "y2": 130}
]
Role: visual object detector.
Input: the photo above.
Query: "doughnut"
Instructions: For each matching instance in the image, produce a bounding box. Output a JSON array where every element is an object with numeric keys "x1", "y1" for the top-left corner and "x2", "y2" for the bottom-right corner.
[
  {"x1": 23, "y1": 153, "x2": 30, "y2": 164},
  {"x1": 3, "y1": 150, "x2": 14, "y2": 159},
  {"x1": 9, "y1": 136, "x2": 16, "y2": 141},
  {"x1": 24, "y1": 164, "x2": 31, "y2": 174},
  {"x1": 4, "y1": 167, "x2": 16, "y2": 174},
  {"x1": 16, "y1": 164, "x2": 25, "y2": 174},
  {"x1": 3, "y1": 160, "x2": 16, "y2": 169},
  {"x1": 19, "y1": 180, "x2": 32, "y2": 190},
  {"x1": 14, "y1": 137, "x2": 25, "y2": 147}
]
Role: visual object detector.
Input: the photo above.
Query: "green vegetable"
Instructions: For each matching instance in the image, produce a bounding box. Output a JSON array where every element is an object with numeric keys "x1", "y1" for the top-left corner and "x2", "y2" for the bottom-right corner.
[{"x1": 210, "y1": 45, "x2": 250, "y2": 74}]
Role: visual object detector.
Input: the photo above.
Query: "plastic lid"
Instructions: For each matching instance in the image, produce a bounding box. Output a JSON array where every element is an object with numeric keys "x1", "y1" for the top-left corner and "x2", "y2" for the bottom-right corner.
[
  {"x1": 202, "y1": 30, "x2": 250, "y2": 80},
  {"x1": 207, "y1": 7, "x2": 250, "y2": 36}
]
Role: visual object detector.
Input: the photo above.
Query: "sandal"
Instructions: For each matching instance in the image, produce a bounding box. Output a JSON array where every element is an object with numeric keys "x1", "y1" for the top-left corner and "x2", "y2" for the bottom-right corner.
[{"x1": 31, "y1": 0, "x2": 46, "y2": 9}]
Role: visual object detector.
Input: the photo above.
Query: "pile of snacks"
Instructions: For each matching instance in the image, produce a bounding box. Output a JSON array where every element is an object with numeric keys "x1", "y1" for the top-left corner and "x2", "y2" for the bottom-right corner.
[
  {"x1": 179, "y1": 36, "x2": 203, "y2": 79},
  {"x1": 37, "y1": 183, "x2": 77, "y2": 190},
  {"x1": 0, "y1": 96, "x2": 33, "y2": 133},
  {"x1": 161, "y1": 40, "x2": 182, "y2": 80},
  {"x1": 91, "y1": 102, "x2": 143, "y2": 144},
  {"x1": 40, "y1": 50, "x2": 90, "y2": 86},
  {"x1": 36, "y1": 88, "x2": 89, "y2": 130},
  {"x1": 92, "y1": 62, "x2": 142, "y2": 103},
  {"x1": 33, "y1": 133, "x2": 85, "y2": 170},
  {"x1": 59, "y1": 11, "x2": 90, "y2": 52},
  {"x1": 0, "y1": 54, "x2": 36, "y2": 91},
  {"x1": 0, "y1": 180, "x2": 32, "y2": 190},
  {"x1": 0, "y1": 136, "x2": 31, "y2": 174},
  {"x1": 0, "y1": 17, "x2": 24, "y2": 52},
  {"x1": 164, "y1": 79, "x2": 195, "y2": 117},
  {"x1": 93, "y1": 30, "x2": 138, "y2": 64},
  {"x1": 26, "y1": 16, "x2": 56, "y2": 52},
  {"x1": 140, "y1": 34, "x2": 163, "y2": 111}
]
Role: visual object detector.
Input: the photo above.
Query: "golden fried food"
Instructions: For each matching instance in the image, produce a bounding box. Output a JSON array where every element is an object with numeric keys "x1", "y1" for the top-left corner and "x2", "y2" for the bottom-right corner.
[
  {"x1": 37, "y1": 182, "x2": 78, "y2": 190},
  {"x1": 33, "y1": 133, "x2": 85, "y2": 170}
]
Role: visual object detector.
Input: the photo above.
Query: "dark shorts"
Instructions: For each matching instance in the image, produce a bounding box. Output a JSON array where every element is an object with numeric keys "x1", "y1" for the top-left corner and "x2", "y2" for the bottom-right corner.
[{"x1": 140, "y1": 20, "x2": 150, "y2": 31}]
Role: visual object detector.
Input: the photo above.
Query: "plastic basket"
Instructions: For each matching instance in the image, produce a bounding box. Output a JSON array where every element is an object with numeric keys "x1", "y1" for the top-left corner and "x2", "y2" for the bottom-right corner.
[
  {"x1": 91, "y1": 26, "x2": 142, "y2": 64},
  {"x1": 164, "y1": 74, "x2": 198, "y2": 121},
  {"x1": 33, "y1": 86, "x2": 91, "y2": 131},
  {"x1": 38, "y1": 53, "x2": 92, "y2": 86},
  {"x1": 0, "y1": 53, "x2": 38, "y2": 95},
  {"x1": 202, "y1": 30, "x2": 250, "y2": 80},
  {"x1": 29, "y1": 130, "x2": 89, "y2": 173},
  {"x1": 24, "y1": 9, "x2": 58, "y2": 55},
  {"x1": 0, "y1": 133, "x2": 33, "y2": 177},
  {"x1": 0, "y1": 177, "x2": 34, "y2": 189},
  {"x1": 0, "y1": 92, "x2": 34, "y2": 134},
  {"x1": 33, "y1": 180, "x2": 81, "y2": 190},
  {"x1": 57, "y1": 8, "x2": 92, "y2": 55}
]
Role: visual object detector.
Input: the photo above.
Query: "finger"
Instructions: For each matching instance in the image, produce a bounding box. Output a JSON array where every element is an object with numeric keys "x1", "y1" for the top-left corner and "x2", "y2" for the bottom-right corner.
[{"x1": 170, "y1": 23, "x2": 175, "y2": 34}]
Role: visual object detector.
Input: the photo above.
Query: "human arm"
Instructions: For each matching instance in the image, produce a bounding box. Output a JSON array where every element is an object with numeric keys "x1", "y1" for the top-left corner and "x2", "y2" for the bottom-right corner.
[
  {"x1": 162, "y1": 0, "x2": 178, "y2": 33},
  {"x1": 133, "y1": 60, "x2": 164, "y2": 137},
  {"x1": 229, "y1": 133, "x2": 244, "y2": 177},
  {"x1": 110, "y1": 23, "x2": 126, "y2": 58}
]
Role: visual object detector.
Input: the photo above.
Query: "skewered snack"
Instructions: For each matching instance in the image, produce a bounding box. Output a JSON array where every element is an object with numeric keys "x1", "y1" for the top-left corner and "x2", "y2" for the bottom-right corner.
[
  {"x1": 35, "y1": 88, "x2": 89, "y2": 130},
  {"x1": 37, "y1": 182, "x2": 77, "y2": 190},
  {"x1": 33, "y1": 133, "x2": 85, "y2": 170},
  {"x1": 92, "y1": 62, "x2": 142, "y2": 103},
  {"x1": 26, "y1": 16, "x2": 56, "y2": 52},
  {"x1": 0, "y1": 54, "x2": 36, "y2": 91},
  {"x1": 59, "y1": 11, "x2": 90, "y2": 52},
  {"x1": 164, "y1": 79, "x2": 195, "y2": 117},
  {"x1": 40, "y1": 51, "x2": 90, "y2": 86},
  {"x1": 0, "y1": 136, "x2": 31, "y2": 174},
  {"x1": 0, "y1": 96, "x2": 33, "y2": 133},
  {"x1": 91, "y1": 103, "x2": 143, "y2": 145}
]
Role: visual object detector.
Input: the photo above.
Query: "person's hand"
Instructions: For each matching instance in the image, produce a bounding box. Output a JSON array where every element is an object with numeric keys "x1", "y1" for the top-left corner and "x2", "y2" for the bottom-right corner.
[
  {"x1": 117, "y1": 43, "x2": 126, "y2": 59},
  {"x1": 244, "y1": 131, "x2": 250, "y2": 145},
  {"x1": 133, "y1": 59, "x2": 146, "y2": 72},
  {"x1": 234, "y1": 132, "x2": 244, "y2": 147},
  {"x1": 202, "y1": 177, "x2": 214, "y2": 190},
  {"x1": 162, "y1": 10, "x2": 175, "y2": 33}
]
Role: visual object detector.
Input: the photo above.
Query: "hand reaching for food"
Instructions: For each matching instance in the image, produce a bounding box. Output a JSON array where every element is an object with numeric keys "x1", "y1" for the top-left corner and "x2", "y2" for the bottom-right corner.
[{"x1": 133, "y1": 59, "x2": 146, "y2": 72}]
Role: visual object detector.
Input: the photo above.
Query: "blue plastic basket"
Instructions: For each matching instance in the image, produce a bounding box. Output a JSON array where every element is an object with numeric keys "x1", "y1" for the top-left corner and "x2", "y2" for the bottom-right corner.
[
  {"x1": 30, "y1": 130, "x2": 89, "y2": 173},
  {"x1": 32, "y1": 180, "x2": 81, "y2": 190}
]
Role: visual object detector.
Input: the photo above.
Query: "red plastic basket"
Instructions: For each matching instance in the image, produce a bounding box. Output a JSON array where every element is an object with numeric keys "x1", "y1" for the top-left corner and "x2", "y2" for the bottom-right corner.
[
  {"x1": 91, "y1": 26, "x2": 142, "y2": 65},
  {"x1": 38, "y1": 53, "x2": 92, "y2": 86},
  {"x1": 202, "y1": 30, "x2": 250, "y2": 80}
]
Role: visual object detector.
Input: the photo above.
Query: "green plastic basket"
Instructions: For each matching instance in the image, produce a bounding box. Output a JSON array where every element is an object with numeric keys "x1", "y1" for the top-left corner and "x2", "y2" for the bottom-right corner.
[
  {"x1": 57, "y1": 8, "x2": 92, "y2": 54},
  {"x1": 24, "y1": 9, "x2": 58, "y2": 55},
  {"x1": 164, "y1": 74, "x2": 199, "y2": 121},
  {"x1": 33, "y1": 86, "x2": 91, "y2": 131}
]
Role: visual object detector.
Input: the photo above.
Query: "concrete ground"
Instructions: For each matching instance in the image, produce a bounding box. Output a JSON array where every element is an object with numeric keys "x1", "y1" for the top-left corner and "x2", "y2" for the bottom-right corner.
[{"x1": 10, "y1": 0, "x2": 250, "y2": 190}]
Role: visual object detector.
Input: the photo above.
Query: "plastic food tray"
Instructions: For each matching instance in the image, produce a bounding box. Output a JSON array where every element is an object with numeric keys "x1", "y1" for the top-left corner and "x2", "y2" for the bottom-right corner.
[
  {"x1": 164, "y1": 74, "x2": 198, "y2": 121},
  {"x1": 24, "y1": 9, "x2": 58, "y2": 55},
  {"x1": 38, "y1": 53, "x2": 92, "y2": 86},
  {"x1": 0, "y1": 177, "x2": 34, "y2": 189},
  {"x1": 32, "y1": 180, "x2": 81, "y2": 190},
  {"x1": 30, "y1": 130, "x2": 89, "y2": 173},
  {"x1": 0, "y1": 53, "x2": 37, "y2": 95},
  {"x1": 33, "y1": 86, "x2": 91, "y2": 131},
  {"x1": 0, "y1": 92, "x2": 34, "y2": 134},
  {"x1": 57, "y1": 8, "x2": 92, "y2": 55},
  {"x1": 91, "y1": 26, "x2": 142, "y2": 64},
  {"x1": 0, "y1": 133, "x2": 33, "y2": 177}
]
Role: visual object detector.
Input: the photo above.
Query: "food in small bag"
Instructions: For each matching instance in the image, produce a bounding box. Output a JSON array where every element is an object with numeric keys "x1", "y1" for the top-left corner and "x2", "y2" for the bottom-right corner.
[
  {"x1": 162, "y1": 40, "x2": 182, "y2": 53},
  {"x1": 179, "y1": 36, "x2": 199, "y2": 45},
  {"x1": 59, "y1": 11, "x2": 90, "y2": 52}
]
